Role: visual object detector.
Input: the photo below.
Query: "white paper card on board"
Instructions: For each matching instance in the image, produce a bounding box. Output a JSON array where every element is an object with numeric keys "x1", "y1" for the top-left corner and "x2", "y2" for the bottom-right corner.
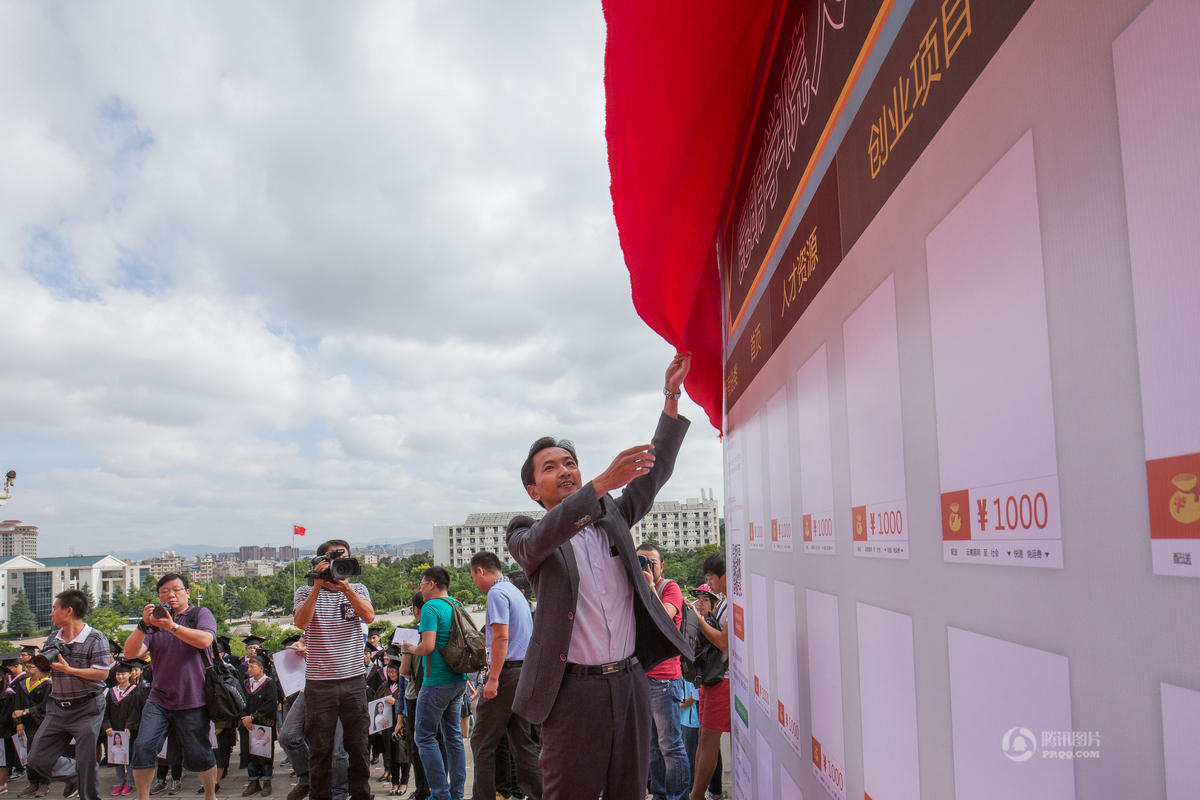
[
  {"x1": 781, "y1": 766, "x2": 805, "y2": 800},
  {"x1": 947, "y1": 627, "x2": 1075, "y2": 799},
  {"x1": 756, "y1": 729, "x2": 775, "y2": 800},
  {"x1": 731, "y1": 727, "x2": 753, "y2": 800},
  {"x1": 796, "y1": 345, "x2": 837, "y2": 555},
  {"x1": 766, "y1": 385, "x2": 794, "y2": 552},
  {"x1": 806, "y1": 589, "x2": 846, "y2": 800},
  {"x1": 843, "y1": 274, "x2": 909, "y2": 560},
  {"x1": 1113, "y1": 0, "x2": 1200, "y2": 577},
  {"x1": 926, "y1": 130, "x2": 1063, "y2": 569},
  {"x1": 751, "y1": 573, "x2": 771, "y2": 717},
  {"x1": 1161, "y1": 682, "x2": 1200, "y2": 798},
  {"x1": 856, "y1": 603, "x2": 921, "y2": 800},
  {"x1": 775, "y1": 581, "x2": 803, "y2": 756},
  {"x1": 745, "y1": 411, "x2": 767, "y2": 551}
]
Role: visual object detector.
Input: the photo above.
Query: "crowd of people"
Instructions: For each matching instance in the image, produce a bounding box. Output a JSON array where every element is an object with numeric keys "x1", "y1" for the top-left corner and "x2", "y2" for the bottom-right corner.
[{"x1": 10, "y1": 353, "x2": 731, "y2": 800}]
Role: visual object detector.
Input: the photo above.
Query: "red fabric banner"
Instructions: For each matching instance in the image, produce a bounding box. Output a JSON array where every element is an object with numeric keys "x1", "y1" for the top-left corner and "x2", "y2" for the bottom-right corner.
[
  {"x1": 293, "y1": 525, "x2": 306, "y2": 537},
  {"x1": 603, "y1": 0, "x2": 779, "y2": 432}
]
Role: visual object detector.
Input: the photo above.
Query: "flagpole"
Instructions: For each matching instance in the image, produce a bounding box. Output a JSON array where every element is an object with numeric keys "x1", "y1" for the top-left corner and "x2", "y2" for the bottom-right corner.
[{"x1": 292, "y1": 528, "x2": 297, "y2": 598}]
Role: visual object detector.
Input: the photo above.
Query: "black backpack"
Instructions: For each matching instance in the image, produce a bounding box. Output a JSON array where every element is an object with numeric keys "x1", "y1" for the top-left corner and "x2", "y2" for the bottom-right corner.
[
  {"x1": 188, "y1": 607, "x2": 246, "y2": 726},
  {"x1": 434, "y1": 597, "x2": 487, "y2": 675}
]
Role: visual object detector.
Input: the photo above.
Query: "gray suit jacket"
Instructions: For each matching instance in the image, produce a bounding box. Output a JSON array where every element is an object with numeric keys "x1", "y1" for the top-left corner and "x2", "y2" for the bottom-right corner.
[{"x1": 505, "y1": 412, "x2": 693, "y2": 724}]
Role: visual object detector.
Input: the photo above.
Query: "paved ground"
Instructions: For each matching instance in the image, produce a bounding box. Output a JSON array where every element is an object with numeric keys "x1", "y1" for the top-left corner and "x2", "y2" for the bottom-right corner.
[{"x1": 7, "y1": 734, "x2": 731, "y2": 800}]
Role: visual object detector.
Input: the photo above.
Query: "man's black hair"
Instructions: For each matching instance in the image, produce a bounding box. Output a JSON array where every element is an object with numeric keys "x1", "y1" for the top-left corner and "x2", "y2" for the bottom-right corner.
[
  {"x1": 636, "y1": 541, "x2": 664, "y2": 560},
  {"x1": 422, "y1": 566, "x2": 450, "y2": 590},
  {"x1": 156, "y1": 572, "x2": 190, "y2": 591},
  {"x1": 507, "y1": 571, "x2": 533, "y2": 600},
  {"x1": 469, "y1": 551, "x2": 504, "y2": 574},
  {"x1": 55, "y1": 589, "x2": 88, "y2": 619},
  {"x1": 520, "y1": 436, "x2": 579, "y2": 507},
  {"x1": 317, "y1": 539, "x2": 351, "y2": 556},
  {"x1": 701, "y1": 552, "x2": 726, "y2": 578}
]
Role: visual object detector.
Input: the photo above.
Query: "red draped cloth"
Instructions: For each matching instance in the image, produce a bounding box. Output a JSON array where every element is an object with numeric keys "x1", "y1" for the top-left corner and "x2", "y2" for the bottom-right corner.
[{"x1": 604, "y1": 1, "x2": 778, "y2": 432}]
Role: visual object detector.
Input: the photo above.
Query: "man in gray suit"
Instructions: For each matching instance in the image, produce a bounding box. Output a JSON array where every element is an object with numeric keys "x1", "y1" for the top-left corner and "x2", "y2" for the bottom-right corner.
[{"x1": 506, "y1": 353, "x2": 693, "y2": 800}]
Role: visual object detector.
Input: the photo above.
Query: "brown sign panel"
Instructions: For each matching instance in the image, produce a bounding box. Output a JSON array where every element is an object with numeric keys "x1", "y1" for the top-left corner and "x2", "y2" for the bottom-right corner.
[
  {"x1": 837, "y1": 0, "x2": 1036, "y2": 251},
  {"x1": 724, "y1": 285, "x2": 775, "y2": 411},
  {"x1": 725, "y1": 0, "x2": 888, "y2": 338},
  {"x1": 768, "y1": 162, "x2": 842, "y2": 350}
]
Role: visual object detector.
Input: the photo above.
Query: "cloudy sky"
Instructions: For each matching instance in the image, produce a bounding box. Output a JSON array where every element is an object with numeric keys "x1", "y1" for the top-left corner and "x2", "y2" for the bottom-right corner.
[{"x1": 0, "y1": 2, "x2": 724, "y2": 558}]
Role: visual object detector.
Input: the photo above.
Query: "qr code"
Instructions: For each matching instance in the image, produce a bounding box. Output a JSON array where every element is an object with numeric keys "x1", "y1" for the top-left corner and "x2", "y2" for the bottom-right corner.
[{"x1": 731, "y1": 542, "x2": 743, "y2": 598}]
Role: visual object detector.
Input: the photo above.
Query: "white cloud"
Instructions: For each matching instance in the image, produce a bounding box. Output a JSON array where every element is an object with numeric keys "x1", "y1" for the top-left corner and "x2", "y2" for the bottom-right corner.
[{"x1": 0, "y1": 2, "x2": 724, "y2": 557}]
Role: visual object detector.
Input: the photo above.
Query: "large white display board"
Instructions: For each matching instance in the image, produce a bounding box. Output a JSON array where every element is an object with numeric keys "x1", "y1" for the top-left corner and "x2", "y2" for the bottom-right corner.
[
  {"x1": 1113, "y1": 0, "x2": 1200, "y2": 578},
  {"x1": 843, "y1": 275, "x2": 909, "y2": 560},
  {"x1": 927, "y1": 130, "x2": 1063, "y2": 569},
  {"x1": 806, "y1": 589, "x2": 846, "y2": 800},
  {"x1": 855, "y1": 603, "x2": 920, "y2": 800},
  {"x1": 795, "y1": 345, "x2": 837, "y2": 556}
]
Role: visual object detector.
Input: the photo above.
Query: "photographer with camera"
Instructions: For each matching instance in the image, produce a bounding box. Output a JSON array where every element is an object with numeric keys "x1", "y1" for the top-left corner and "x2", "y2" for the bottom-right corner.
[
  {"x1": 292, "y1": 540, "x2": 374, "y2": 800},
  {"x1": 26, "y1": 589, "x2": 114, "y2": 800},
  {"x1": 122, "y1": 574, "x2": 219, "y2": 800}
]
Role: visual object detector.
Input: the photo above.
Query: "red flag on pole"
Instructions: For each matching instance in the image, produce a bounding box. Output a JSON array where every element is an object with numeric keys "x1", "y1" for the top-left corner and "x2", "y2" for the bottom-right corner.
[{"x1": 293, "y1": 525, "x2": 306, "y2": 536}]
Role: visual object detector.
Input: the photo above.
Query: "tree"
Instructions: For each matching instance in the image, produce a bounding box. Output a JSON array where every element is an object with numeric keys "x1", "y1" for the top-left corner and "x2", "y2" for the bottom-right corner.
[
  {"x1": 224, "y1": 582, "x2": 243, "y2": 620},
  {"x1": 87, "y1": 607, "x2": 125, "y2": 640},
  {"x1": 239, "y1": 588, "x2": 268, "y2": 619},
  {"x1": 9, "y1": 590, "x2": 37, "y2": 637},
  {"x1": 198, "y1": 582, "x2": 230, "y2": 627},
  {"x1": 453, "y1": 589, "x2": 474, "y2": 606}
]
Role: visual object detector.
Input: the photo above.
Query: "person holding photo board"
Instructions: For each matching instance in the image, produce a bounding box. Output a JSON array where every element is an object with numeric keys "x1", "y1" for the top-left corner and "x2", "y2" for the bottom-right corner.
[
  {"x1": 239, "y1": 656, "x2": 278, "y2": 797},
  {"x1": 102, "y1": 662, "x2": 144, "y2": 796}
]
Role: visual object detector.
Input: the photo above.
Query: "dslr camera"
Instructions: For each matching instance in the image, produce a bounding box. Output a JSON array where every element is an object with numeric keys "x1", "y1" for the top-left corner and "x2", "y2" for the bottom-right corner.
[
  {"x1": 307, "y1": 552, "x2": 362, "y2": 582},
  {"x1": 33, "y1": 642, "x2": 72, "y2": 671}
]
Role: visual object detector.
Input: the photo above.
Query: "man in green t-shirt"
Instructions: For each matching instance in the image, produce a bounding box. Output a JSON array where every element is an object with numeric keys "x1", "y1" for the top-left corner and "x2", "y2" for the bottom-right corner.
[{"x1": 401, "y1": 567, "x2": 466, "y2": 800}]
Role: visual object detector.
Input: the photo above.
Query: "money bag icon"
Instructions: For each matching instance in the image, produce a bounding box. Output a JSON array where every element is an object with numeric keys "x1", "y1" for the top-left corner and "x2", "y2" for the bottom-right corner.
[
  {"x1": 855, "y1": 514, "x2": 864, "y2": 537},
  {"x1": 948, "y1": 501, "x2": 962, "y2": 533},
  {"x1": 1169, "y1": 473, "x2": 1200, "y2": 524}
]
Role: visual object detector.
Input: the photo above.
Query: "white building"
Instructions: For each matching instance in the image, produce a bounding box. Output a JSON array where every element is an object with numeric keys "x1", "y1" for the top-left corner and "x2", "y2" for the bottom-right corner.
[
  {"x1": 0, "y1": 520, "x2": 39, "y2": 558},
  {"x1": 0, "y1": 554, "x2": 147, "y2": 631},
  {"x1": 433, "y1": 490, "x2": 721, "y2": 568}
]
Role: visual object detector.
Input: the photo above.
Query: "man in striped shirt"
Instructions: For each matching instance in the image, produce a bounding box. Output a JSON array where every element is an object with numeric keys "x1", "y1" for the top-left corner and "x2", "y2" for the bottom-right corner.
[
  {"x1": 293, "y1": 540, "x2": 375, "y2": 800},
  {"x1": 26, "y1": 589, "x2": 113, "y2": 800}
]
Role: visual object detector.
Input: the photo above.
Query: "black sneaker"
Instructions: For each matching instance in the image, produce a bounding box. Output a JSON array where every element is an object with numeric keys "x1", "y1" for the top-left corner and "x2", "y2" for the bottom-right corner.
[
  {"x1": 149, "y1": 781, "x2": 168, "y2": 796},
  {"x1": 167, "y1": 781, "x2": 181, "y2": 796}
]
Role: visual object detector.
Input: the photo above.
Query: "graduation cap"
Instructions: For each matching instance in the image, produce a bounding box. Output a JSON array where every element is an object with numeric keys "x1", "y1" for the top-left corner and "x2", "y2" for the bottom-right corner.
[
  {"x1": 113, "y1": 661, "x2": 134, "y2": 674},
  {"x1": 0, "y1": 653, "x2": 21, "y2": 666},
  {"x1": 279, "y1": 634, "x2": 302, "y2": 648},
  {"x1": 108, "y1": 637, "x2": 123, "y2": 656},
  {"x1": 19, "y1": 645, "x2": 38, "y2": 656},
  {"x1": 385, "y1": 644, "x2": 402, "y2": 659},
  {"x1": 126, "y1": 656, "x2": 149, "y2": 668},
  {"x1": 246, "y1": 653, "x2": 268, "y2": 668},
  {"x1": 242, "y1": 635, "x2": 265, "y2": 649},
  {"x1": 215, "y1": 635, "x2": 231, "y2": 654}
]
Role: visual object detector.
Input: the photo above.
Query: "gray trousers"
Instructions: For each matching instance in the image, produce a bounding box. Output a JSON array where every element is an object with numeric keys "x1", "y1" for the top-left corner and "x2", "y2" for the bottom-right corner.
[
  {"x1": 28, "y1": 694, "x2": 106, "y2": 800},
  {"x1": 539, "y1": 662, "x2": 650, "y2": 800},
  {"x1": 279, "y1": 693, "x2": 349, "y2": 800}
]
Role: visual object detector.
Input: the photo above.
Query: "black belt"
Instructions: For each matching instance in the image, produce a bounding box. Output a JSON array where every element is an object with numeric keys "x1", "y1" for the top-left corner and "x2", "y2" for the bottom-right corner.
[
  {"x1": 504, "y1": 659, "x2": 523, "y2": 666},
  {"x1": 564, "y1": 656, "x2": 638, "y2": 676},
  {"x1": 53, "y1": 691, "x2": 101, "y2": 708}
]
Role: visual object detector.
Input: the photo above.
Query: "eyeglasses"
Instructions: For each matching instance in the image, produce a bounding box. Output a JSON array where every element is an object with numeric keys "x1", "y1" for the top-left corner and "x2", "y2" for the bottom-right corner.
[{"x1": 157, "y1": 586, "x2": 188, "y2": 596}]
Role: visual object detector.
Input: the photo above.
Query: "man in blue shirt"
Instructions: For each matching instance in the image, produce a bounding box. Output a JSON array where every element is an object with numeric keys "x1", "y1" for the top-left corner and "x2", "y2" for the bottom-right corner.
[{"x1": 468, "y1": 552, "x2": 541, "y2": 800}]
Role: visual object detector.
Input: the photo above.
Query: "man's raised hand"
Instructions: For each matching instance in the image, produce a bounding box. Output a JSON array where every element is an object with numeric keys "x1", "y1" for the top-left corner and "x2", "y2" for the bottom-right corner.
[
  {"x1": 593, "y1": 444, "x2": 656, "y2": 498},
  {"x1": 664, "y1": 352, "x2": 691, "y2": 394}
]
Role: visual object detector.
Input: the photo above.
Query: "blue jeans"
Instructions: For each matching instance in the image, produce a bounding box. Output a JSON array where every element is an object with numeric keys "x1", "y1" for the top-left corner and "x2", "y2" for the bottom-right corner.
[
  {"x1": 415, "y1": 682, "x2": 466, "y2": 800},
  {"x1": 647, "y1": 677, "x2": 689, "y2": 800},
  {"x1": 130, "y1": 703, "x2": 215, "y2": 772}
]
